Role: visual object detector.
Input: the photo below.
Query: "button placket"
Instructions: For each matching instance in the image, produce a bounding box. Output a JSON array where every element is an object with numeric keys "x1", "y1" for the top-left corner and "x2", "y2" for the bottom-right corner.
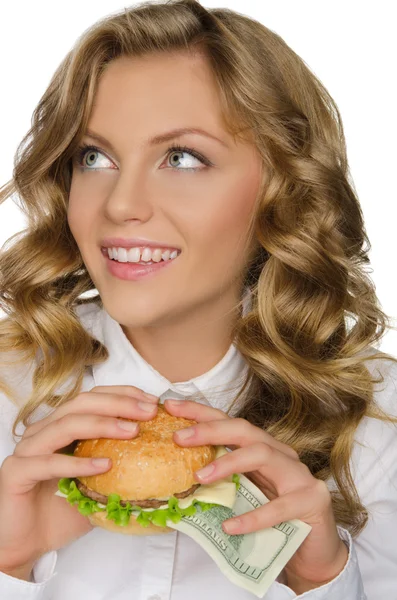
[{"x1": 140, "y1": 532, "x2": 177, "y2": 600}]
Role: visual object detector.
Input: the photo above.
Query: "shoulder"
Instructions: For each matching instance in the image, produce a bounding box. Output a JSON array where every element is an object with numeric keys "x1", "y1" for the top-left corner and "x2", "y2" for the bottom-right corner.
[
  {"x1": 0, "y1": 300, "x2": 101, "y2": 404},
  {"x1": 361, "y1": 345, "x2": 397, "y2": 416},
  {"x1": 0, "y1": 300, "x2": 103, "y2": 459},
  {"x1": 0, "y1": 299, "x2": 102, "y2": 417},
  {"x1": 350, "y1": 345, "x2": 397, "y2": 502},
  {"x1": 0, "y1": 348, "x2": 36, "y2": 458}
]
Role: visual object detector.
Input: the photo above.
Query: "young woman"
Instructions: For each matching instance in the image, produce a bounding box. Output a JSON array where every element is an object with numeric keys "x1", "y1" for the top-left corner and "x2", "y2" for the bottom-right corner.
[{"x1": 0, "y1": 1, "x2": 396, "y2": 598}]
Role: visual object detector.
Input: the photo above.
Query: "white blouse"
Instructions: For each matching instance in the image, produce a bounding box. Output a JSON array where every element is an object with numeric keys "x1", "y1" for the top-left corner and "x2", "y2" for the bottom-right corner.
[{"x1": 0, "y1": 299, "x2": 396, "y2": 599}]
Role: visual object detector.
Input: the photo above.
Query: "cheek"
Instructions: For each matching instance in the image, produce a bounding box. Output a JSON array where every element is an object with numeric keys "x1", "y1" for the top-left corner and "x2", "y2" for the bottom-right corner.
[
  {"x1": 174, "y1": 169, "x2": 260, "y2": 296},
  {"x1": 67, "y1": 176, "x2": 85, "y2": 240},
  {"x1": 67, "y1": 174, "x2": 104, "y2": 242},
  {"x1": 202, "y1": 166, "x2": 260, "y2": 259},
  {"x1": 220, "y1": 180, "x2": 256, "y2": 230}
]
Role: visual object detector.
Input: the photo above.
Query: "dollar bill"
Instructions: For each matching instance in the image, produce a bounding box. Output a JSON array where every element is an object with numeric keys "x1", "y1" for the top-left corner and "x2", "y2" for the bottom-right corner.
[{"x1": 167, "y1": 473, "x2": 312, "y2": 598}]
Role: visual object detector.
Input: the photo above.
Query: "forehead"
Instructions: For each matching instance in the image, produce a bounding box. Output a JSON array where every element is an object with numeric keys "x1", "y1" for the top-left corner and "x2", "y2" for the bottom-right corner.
[{"x1": 88, "y1": 52, "x2": 230, "y2": 140}]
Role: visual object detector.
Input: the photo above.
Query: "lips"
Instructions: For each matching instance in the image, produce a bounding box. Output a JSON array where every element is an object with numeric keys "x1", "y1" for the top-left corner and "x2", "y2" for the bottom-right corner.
[
  {"x1": 103, "y1": 247, "x2": 177, "y2": 281},
  {"x1": 100, "y1": 237, "x2": 181, "y2": 251}
]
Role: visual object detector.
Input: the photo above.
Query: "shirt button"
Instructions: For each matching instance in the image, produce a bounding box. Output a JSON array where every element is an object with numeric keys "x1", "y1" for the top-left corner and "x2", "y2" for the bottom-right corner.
[{"x1": 147, "y1": 596, "x2": 162, "y2": 600}]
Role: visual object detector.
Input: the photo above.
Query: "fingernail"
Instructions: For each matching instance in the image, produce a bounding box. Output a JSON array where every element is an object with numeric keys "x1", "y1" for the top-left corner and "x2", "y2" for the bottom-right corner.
[
  {"x1": 223, "y1": 519, "x2": 241, "y2": 533},
  {"x1": 167, "y1": 399, "x2": 184, "y2": 406},
  {"x1": 175, "y1": 427, "x2": 195, "y2": 440},
  {"x1": 91, "y1": 458, "x2": 111, "y2": 468},
  {"x1": 117, "y1": 419, "x2": 139, "y2": 431},
  {"x1": 195, "y1": 463, "x2": 215, "y2": 479},
  {"x1": 138, "y1": 401, "x2": 156, "y2": 412}
]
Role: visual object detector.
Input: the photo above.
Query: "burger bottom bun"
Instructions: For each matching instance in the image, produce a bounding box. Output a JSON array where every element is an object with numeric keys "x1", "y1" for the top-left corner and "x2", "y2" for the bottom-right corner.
[{"x1": 88, "y1": 510, "x2": 174, "y2": 536}]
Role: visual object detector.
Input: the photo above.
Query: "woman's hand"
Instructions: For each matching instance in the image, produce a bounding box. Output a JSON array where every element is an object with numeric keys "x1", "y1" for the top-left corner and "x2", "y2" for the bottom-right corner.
[
  {"x1": 164, "y1": 399, "x2": 349, "y2": 593},
  {"x1": 0, "y1": 385, "x2": 159, "y2": 580}
]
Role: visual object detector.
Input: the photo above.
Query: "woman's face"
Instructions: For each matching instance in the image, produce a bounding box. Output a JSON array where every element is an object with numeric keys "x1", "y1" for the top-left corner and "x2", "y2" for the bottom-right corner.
[{"x1": 68, "y1": 51, "x2": 262, "y2": 330}]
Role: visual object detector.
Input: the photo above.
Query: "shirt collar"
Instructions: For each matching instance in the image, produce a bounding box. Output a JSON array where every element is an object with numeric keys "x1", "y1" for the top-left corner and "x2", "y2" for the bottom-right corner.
[{"x1": 90, "y1": 288, "x2": 252, "y2": 412}]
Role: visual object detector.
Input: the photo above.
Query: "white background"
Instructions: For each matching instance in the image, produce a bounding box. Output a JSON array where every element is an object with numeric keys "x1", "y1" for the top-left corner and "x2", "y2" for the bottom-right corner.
[{"x1": 0, "y1": 1, "x2": 395, "y2": 356}]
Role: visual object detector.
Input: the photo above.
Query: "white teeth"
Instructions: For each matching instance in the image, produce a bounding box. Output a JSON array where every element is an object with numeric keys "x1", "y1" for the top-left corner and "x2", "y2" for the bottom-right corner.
[
  {"x1": 141, "y1": 247, "x2": 152, "y2": 262},
  {"x1": 127, "y1": 248, "x2": 140, "y2": 262},
  {"x1": 117, "y1": 248, "x2": 128, "y2": 263},
  {"x1": 106, "y1": 246, "x2": 179, "y2": 263},
  {"x1": 151, "y1": 248, "x2": 163, "y2": 263}
]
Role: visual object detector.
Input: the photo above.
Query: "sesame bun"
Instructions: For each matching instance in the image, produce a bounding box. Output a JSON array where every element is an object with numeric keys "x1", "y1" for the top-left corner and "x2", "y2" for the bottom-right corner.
[{"x1": 73, "y1": 404, "x2": 216, "y2": 535}]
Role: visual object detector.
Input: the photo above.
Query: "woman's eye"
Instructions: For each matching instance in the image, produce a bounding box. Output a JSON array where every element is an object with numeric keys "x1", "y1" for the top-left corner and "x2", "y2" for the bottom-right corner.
[
  {"x1": 74, "y1": 143, "x2": 211, "y2": 172},
  {"x1": 165, "y1": 149, "x2": 204, "y2": 171},
  {"x1": 76, "y1": 146, "x2": 115, "y2": 170}
]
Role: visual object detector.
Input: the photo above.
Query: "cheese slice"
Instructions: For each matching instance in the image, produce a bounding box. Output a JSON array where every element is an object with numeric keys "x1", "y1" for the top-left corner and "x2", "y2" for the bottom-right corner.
[
  {"x1": 55, "y1": 445, "x2": 237, "y2": 511},
  {"x1": 176, "y1": 445, "x2": 236, "y2": 509}
]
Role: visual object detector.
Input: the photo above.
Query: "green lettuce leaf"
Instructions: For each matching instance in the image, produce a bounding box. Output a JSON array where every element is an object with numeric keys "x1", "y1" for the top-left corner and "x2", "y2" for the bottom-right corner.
[
  {"x1": 57, "y1": 476, "x2": 238, "y2": 528},
  {"x1": 232, "y1": 473, "x2": 240, "y2": 489},
  {"x1": 58, "y1": 479, "x2": 106, "y2": 515}
]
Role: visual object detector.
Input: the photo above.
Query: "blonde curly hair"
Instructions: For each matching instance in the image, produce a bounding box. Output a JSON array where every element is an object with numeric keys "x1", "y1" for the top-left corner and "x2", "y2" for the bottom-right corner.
[{"x1": 0, "y1": 0, "x2": 396, "y2": 537}]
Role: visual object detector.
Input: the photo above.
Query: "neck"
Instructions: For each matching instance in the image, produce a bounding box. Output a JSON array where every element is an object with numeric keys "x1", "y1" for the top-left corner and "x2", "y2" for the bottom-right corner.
[{"x1": 121, "y1": 288, "x2": 243, "y2": 383}]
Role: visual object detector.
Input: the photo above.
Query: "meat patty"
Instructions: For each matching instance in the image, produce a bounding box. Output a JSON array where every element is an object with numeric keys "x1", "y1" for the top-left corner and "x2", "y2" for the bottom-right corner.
[{"x1": 76, "y1": 479, "x2": 201, "y2": 509}]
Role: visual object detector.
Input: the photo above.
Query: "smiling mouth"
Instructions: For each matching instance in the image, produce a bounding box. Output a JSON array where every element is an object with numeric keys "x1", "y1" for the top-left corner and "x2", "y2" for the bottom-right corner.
[{"x1": 101, "y1": 247, "x2": 181, "y2": 265}]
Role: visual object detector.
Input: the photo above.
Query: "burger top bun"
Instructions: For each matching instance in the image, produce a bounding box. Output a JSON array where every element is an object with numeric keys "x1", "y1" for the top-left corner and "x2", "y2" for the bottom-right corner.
[{"x1": 73, "y1": 403, "x2": 217, "y2": 502}]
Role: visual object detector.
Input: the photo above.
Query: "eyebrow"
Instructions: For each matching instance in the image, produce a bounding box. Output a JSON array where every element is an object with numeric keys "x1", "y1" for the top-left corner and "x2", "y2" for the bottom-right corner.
[{"x1": 83, "y1": 127, "x2": 229, "y2": 151}]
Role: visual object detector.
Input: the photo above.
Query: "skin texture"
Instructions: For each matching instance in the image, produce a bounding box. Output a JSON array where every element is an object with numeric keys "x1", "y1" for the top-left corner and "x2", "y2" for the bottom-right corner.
[
  {"x1": 68, "y1": 51, "x2": 262, "y2": 383},
  {"x1": 164, "y1": 399, "x2": 349, "y2": 594}
]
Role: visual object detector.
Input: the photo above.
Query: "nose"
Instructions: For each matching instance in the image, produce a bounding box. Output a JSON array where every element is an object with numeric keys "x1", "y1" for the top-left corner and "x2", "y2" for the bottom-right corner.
[{"x1": 104, "y1": 168, "x2": 154, "y2": 224}]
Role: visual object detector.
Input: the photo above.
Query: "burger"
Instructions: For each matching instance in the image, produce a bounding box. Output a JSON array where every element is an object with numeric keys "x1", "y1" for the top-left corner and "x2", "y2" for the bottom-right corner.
[{"x1": 56, "y1": 404, "x2": 240, "y2": 535}]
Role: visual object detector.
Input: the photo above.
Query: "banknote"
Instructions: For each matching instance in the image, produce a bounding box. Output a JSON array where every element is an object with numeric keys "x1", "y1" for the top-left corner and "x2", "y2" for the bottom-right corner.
[{"x1": 167, "y1": 473, "x2": 312, "y2": 598}]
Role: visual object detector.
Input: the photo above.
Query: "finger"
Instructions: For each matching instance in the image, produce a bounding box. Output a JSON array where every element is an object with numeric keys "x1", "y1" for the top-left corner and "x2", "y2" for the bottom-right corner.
[
  {"x1": 173, "y1": 416, "x2": 299, "y2": 460},
  {"x1": 164, "y1": 399, "x2": 229, "y2": 422},
  {"x1": 22, "y1": 389, "x2": 159, "y2": 440},
  {"x1": 222, "y1": 482, "x2": 330, "y2": 535},
  {"x1": 193, "y1": 442, "x2": 312, "y2": 493},
  {"x1": 14, "y1": 411, "x2": 147, "y2": 457},
  {"x1": 1, "y1": 453, "x2": 113, "y2": 496}
]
